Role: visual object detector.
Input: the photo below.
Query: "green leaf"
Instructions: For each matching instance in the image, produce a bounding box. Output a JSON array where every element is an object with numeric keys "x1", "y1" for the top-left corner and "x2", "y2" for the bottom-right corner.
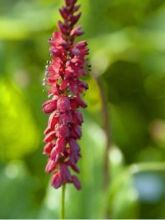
[
  {"x1": 108, "y1": 172, "x2": 139, "y2": 219},
  {"x1": 0, "y1": 79, "x2": 39, "y2": 160}
]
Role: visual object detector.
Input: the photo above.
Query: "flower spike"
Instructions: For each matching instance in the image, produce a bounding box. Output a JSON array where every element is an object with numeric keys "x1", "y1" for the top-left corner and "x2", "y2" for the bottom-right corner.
[{"x1": 42, "y1": 0, "x2": 89, "y2": 190}]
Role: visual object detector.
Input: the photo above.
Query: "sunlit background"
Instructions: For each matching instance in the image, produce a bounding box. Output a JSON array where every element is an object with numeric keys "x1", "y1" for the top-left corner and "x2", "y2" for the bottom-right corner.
[{"x1": 0, "y1": 0, "x2": 165, "y2": 218}]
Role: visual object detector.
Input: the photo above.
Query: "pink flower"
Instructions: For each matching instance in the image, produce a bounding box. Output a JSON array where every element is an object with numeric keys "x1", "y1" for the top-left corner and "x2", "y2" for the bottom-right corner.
[{"x1": 42, "y1": 0, "x2": 89, "y2": 190}]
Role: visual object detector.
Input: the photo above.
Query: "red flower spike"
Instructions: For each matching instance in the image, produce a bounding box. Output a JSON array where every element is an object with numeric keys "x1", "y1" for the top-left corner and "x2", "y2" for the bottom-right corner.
[{"x1": 42, "y1": 0, "x2": 89, "y2": 190}]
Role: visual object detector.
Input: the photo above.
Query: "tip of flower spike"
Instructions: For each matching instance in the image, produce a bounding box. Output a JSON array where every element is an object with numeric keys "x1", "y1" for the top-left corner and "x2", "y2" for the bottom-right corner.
[{"x1": 65, "y1": 0, "x2": 77, "y2": 7}]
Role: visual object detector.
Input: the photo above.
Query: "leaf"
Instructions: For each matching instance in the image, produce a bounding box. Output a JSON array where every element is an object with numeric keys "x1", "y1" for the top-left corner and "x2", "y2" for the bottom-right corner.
[
  {"x1": 108, "y1": 172, "x2": 139, "y2": 219},
  {"x1": 0, "y1": 79, "x2": 39, "y2": 160},
  {"x1": 0, "y1": 161, "x2": 41, "y2": 218}
]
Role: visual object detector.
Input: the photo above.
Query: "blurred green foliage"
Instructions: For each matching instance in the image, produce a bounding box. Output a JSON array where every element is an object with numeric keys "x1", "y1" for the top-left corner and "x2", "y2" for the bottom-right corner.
[{"x1": 0, "y1": 0, "x2": 165, "y2": 218}]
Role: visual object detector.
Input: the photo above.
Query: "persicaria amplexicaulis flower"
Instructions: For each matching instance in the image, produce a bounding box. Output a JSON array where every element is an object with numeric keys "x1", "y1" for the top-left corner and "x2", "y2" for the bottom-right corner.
[{"x1": 42, "y1": 0, "x2": 89, "y2": 190}]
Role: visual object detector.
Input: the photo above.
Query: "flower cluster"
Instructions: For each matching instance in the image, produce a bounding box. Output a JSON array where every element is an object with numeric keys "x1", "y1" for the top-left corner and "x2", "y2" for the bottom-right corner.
[{"x1": 42, "y1": 0, "x2": 89, "y2": 190}]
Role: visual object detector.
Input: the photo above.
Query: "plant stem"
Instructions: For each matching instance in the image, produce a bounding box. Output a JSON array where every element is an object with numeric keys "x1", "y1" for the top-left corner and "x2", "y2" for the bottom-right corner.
[
  {"x1": 60, "y1": 184, "x2": 66, "y2": 220},
  {"x1": 93, "y1": 75, "x2": 112, "y2": 218},
  {"x1": 95, "y1": 76, "x2": 112, "y2": 189}
]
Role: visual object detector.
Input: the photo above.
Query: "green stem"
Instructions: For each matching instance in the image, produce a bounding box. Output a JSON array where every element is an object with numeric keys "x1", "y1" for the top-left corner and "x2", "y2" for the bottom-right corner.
[
  {"x1": 60, "y1": 184, "x2": 66, "y2": 220},
  {"x1": 93, "y1": 75, "x2": 112, "y2": 188},
  {"x1": 93, "y1": 75, "x2": 112, "y2": 218}
]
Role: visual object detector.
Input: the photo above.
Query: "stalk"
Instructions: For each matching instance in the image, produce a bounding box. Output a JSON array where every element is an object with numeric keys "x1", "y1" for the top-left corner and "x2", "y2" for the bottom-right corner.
[{"x1": 60, "y1": 184, "x2": 66, "y2": 220}]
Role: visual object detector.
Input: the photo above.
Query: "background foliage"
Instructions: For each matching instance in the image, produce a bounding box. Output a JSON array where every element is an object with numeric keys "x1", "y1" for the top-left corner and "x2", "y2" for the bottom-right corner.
[{"x1": 0, "y1": 0, "x2": 165, "y2": 218}]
